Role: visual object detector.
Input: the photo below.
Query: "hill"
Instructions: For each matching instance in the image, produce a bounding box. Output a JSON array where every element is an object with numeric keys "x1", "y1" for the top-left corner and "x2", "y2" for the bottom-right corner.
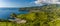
[
  {"x1": 17, "y1": 4, "x2": 60, "y2": 26},
  {"x1": 0, "y1": 4, "x2": 60, "y2": 26}
]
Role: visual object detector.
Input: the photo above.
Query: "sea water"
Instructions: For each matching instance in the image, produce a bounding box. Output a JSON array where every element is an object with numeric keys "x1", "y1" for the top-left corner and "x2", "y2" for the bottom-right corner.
[{"x1": 0, "y1": 8, "x2": 28, "y2": 20}]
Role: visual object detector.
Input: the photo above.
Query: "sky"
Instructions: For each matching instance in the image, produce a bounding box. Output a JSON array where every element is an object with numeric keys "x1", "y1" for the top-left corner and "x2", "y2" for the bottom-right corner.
[
  {"x1": 0, "y1": 0, "x2": 60, "y2": 8},
  {"x1": 0, "y1": 0, "x2": 36, "y2": 8}
]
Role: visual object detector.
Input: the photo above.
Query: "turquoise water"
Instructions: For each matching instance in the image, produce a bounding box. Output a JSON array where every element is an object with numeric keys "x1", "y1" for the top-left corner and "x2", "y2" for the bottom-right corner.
[{"x1": 0, "y1": 8, "x2": 28, "y2": 20}]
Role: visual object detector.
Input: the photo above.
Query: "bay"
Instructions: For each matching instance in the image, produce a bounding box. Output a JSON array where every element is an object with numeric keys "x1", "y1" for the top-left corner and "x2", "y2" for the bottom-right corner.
[{"x1": 0, "y1": 8, "x2": 28, "y2": 20}]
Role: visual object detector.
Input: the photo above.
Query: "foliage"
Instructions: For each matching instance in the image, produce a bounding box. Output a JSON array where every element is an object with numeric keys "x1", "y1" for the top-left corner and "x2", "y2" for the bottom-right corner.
[
  {"x1": 17, "y1": 4, "x2": 60, "y2": 26},
  {"x1": 1, "y1": 4, "x2": 60, "y2": 26},
  {"x1": 10, "y1": 13, "x2": 17, "y2": 18}
]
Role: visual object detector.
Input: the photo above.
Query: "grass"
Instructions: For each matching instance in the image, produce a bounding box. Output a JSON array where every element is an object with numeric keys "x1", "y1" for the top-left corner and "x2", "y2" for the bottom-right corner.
[
  {"x1": 0, "y1": 22, "x2": 17, "y2": 26},
  {"x1": 0, "y1": 22, "x2": 27, "y2": 26}
]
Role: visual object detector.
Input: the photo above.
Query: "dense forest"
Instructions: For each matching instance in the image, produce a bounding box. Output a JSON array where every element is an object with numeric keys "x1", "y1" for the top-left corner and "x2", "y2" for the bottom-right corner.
[{"x1": 16, "y1": 4, "x2": 60, "y2": 26}]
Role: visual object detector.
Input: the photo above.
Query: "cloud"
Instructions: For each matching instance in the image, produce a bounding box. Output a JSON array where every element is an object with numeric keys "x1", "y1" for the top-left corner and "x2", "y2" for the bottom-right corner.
[{"x1": 34, "y1": 0, "x2": 60, "y2": 4}]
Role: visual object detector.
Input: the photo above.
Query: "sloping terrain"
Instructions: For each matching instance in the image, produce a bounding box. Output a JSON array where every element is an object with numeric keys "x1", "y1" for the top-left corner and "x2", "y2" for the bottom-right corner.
[
  {"x1": 0, "y1": 4, "x2": 60, "y2": 26},
  {"x1": 17, "y1": 4, "x2": 60, "y2": 26}
]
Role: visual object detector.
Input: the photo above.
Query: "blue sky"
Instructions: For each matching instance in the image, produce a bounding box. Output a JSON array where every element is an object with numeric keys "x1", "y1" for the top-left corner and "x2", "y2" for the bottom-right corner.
[
  {"x1": 0, "y1": 0, "x2": 60, "y2": 8},
  {"x1": 0, "y1": 0, "x2": 37, "y2": 8}
]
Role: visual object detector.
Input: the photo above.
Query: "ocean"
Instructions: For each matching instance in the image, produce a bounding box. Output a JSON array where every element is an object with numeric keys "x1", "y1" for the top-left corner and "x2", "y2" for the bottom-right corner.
[{"x1": 0, "y1": 8, "x2": 28, "y2": 20}]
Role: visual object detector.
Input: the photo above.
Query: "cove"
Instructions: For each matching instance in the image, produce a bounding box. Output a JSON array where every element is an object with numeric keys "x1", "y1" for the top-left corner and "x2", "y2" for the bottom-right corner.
[{"x1": 0, "y1": 8, "x2": 28, "y2": 20}]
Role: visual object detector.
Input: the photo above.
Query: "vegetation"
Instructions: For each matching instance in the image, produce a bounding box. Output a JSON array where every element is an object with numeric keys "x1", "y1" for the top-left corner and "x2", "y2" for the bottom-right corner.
[
  {"x1": 1, "y1": 4, "x2": 60, "y2": 26},
  {"x1": 17, "y1": 4, "x2": 60, "y2": 26}
]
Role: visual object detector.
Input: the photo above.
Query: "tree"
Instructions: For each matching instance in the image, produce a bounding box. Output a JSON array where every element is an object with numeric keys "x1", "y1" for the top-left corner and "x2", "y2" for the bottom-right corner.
[{"x1": 10, "y1": 13, "x2": 17, "y2": 18}]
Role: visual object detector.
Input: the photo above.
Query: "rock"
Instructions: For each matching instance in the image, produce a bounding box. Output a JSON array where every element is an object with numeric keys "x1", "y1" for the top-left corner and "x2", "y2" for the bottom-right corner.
[
  {"x1": 16, "y1": 20, "x2": 26, "y2": 24},
  {"x1": 9, "y1": 18, "x2": 26, "y2": 24}
]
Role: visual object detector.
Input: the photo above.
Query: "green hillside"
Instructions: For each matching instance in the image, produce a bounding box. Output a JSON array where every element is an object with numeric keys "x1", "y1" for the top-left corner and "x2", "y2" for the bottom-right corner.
[
  {"x1": 0, "y1": 4, "x2": 60, "y2": 26},
  {"x1": 17, "y1": 4, "x2": 60, "y2": 26}
]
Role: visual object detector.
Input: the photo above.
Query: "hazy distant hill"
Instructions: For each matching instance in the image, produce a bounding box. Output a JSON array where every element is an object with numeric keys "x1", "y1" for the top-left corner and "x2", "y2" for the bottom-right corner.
[{"x1": 19, "y1": 4, "x2": 57, "y2": 12}]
